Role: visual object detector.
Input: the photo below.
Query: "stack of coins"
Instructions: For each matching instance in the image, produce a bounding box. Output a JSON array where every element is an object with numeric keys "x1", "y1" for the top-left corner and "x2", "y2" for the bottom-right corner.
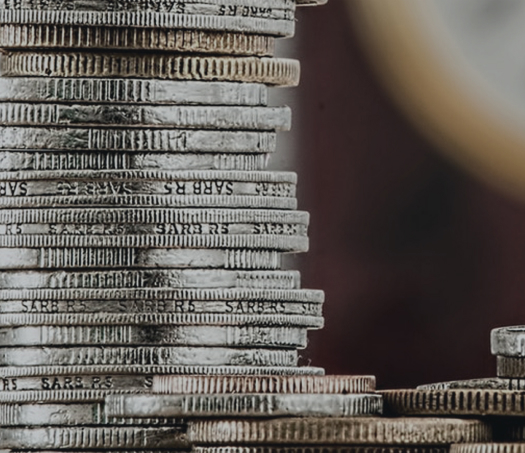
[{"x1": 0, "y1": 0, "x2": 332, "y2": 449}]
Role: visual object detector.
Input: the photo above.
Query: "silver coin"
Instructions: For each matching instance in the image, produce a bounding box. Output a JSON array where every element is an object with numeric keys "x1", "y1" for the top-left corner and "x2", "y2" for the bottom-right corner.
[
  {"x1": 0, "y1": 79, "x2": 268, "y2": 105},
  {"x1": 0, "y1": 287, "x2": 324, "y2": 303},
  {"x1": 0, "y1": 325, "x2": 308, "y2": 347},
  {"x1": 0, "y1": 151, "x2": 271, "y2": 171},
  {"x1": 0, "y1": 206, "x2": 308, "y2": 225},
  {"x1": 0, "y1": 11, "x2": 294, "y2": 36},
  {"x1": 0, "y1": 426, "x2": 189, "y2": 449},
  {"x1": 0, "y1": 364, "x2": 325, "y2": 379},
  {"x1": 0, "y1": 104, "x2": 291, "y2": 130},
  {"x1": 0, "y1": 299, "x2": 323, "y2": 317},
  {"x1": 417, "y1": 378, "x2": 525, "y2": 391},
  {"x1": 0, "y1": 248, "x2": 282, "y2": 270},
  {"x1": 0, "y1": 313, "x2": 324, "y2": 328},
  {"x1": 497, "y1": 356, "x2": 525, "y2": 378},
  {"x1": 0, "y1": 269, "x2": 301, "y2": 290},
  {"x1": 0, "y1": 389, "x2": 141, "y2": 402},
  {"x1": 0, "y1": 235, "x2": 307, "y2": 252},
  {"x1": 106, "y1": 393, "x2": 383, "y2": 418},
  {"x1": 152, "y1": 375, "x2": 377, "y2": 394},
  {"x1": 491, "y1": 326, "x2": 525, "y2": 357},
  {"x1": 0, "y1": 127, "x2": 276, "y2": 152},
  {"x1": 0, "y1": 346, "x2": 298, "y2": 366},
  {"x1": 0, "y1": 402, "x2": 180, "y2": 426}
]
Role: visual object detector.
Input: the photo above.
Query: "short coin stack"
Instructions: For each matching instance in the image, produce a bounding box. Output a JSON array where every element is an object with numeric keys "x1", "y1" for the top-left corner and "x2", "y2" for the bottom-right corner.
[{"x1": 0, "y1": 0, "x2": 329, "y2": 449}]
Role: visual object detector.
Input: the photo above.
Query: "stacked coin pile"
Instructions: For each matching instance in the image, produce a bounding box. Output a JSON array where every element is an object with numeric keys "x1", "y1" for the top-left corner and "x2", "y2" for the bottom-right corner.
[{"x1": 0, "y1": 0, "x2": 333, "y2": 449}]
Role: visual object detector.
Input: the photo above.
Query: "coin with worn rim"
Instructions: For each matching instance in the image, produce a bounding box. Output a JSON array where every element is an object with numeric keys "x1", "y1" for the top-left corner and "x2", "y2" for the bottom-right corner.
[
  {"x1": 492, "y1": 326, "x2": 525, "y2": 357},
  {"x1": 417, "y1": 378, "x2": 525, "y2": 391},
  {"x1": 497, "y1": 356, "x2": 525, "y2": 378},
  {"x1": 152, "y1": 375, "x2": 375, "y2": 394},
  {"x1": 450, "y1": 445, "x2": 525, "y2": 453}
]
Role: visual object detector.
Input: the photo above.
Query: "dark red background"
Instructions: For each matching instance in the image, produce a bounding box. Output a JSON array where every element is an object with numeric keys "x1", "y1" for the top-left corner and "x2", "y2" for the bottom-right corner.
[{"x1": 296, "y1": 2, "x2": 525, "y2": 389}]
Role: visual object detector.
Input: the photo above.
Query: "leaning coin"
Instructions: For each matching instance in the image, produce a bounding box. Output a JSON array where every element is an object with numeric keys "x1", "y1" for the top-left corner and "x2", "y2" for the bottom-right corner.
[
  {"x1": 382, "y1": 389, "x2": 525, "y2": 416},
  {"x1": 187, "y1": 418, "x2": 491, "y2": 445},
  {"x1": 0, "y1": 127, "x2": 276, "y2": 152},
  {"x1": 0, "y1": 12, "x2": 294, "y2": 37},
  {"x1": 0, "y1": 426, "x2": 189, "y2": 449},
  {"x1": 0, "y1": 151, "x2": 271, "y2": 171},
  {"x1": 0, "y1": 79, "x2": 268, "y2": 105},
  {"x1": 0, "y1": 104, "x2": 291, "y2": 130},
  {"x1": 0, "y1": 325, "x2": 308, "y2": 348},
  {"x1": 0, "y1": 248, "x2": 282, "y2": 270},
  {"x1": 0, "y1": 402, "x2": 181, "y2": 426},
  {"x1": 0, "y1": 25, "x2": 275, "y2": 55},
  {"x1": 0, "y1": 313, "x2": 324, "y2": 328},
  {"x1": 0, "y1": 347, "x2": 298, "y2": 367},
  {"x1": 417, "y1": 378, "x2": 525, "y2": 391},
  {"x1": 0, "y1": 364, "x2": 324, "y2": 379},
  {"x1": 153, "y1": 375, "x2": 375, "y2": 394},
  {"x1": 0, "y1": 52, "x2": 300, "y2": 86},
  {"x1": 0, "y1": 299, "x2": 323, "y2": 317},
  {"x1": 451, "y1": 444, "x2": 525, "y2": 453},
  {"x1": 497, "y1": 356, "x2": 525, "y2": 378},
  {"x1": 0, "y1": 269, "x2": 301, "y2": 290},
  {"x1": 107, "y1": 393, "x2": 383, "y2": 418},
  {"x1": 0, "y1": 207, "x2": 308, "y2": 225},
  {"x1": 492, "y1": 326, "x2": 525, "y2": 357},
  {"x1": 0, "y1": 235, "x2": 307, "y2": 252}
]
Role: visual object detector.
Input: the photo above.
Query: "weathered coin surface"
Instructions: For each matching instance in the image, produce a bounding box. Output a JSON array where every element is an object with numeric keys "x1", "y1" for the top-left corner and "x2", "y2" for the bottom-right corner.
[
  {"x1": 492, "y1": 326, "x2": 525, "y2": 357},
  {"x1": 0, "y1": 324, "x2": 308, "y2": 347},
  {"x1": 382, "y1": 389, "x2": 525, "y2": 416},
  {"x1": 106, "y1": 393, "x2": 383, "y2": 418},
  {"x1": 0, "y1": 151, "x2": 271, "y2": 172},
  {"x1": 0, "y1": 313, "x2": 323, "y2": 328},
  {"x1": 194, "y1": 448, "x2": 449, "y2": 453},
  {"x1": 450, "y1": 445, "x2": 525, "y2": 453},
  {"x1": 0, "y1": 364, "x2": 324, "y2": 379},
  {"x1": 0, "y1": 288, "x2": 324, "y2": 303},
  {"x1": 0, "y1": 299, "x2": 322, "y2": 317},
  {"x1": 497, "y1": 356, "x2": 525, "y2": 378},
  {"x1": 0, "y1": 52, "x2": 300, "y2": 86},
  {"x1": 152, "y1": 375, "x2": 375, "y2": 394},
  {"x1": 0, "y1": 269, "x2": 301, "y2": 290},
  {"x1": 0, "y1": 346, "x2": 298, "y2": 366},
  {"x1": 0, "y1": 79, "x2": 268, "y2": 105},
  {"x1": 0, "y1": 25, "x2": 275, "y2": 55},
  {"x1": 0, "y1": 389, "x2": 140, "y2": 402},
  {"x1": 0, "y1": 426, "x2": 189, "y2": 449},
  {"x1": 417, "y1": 378, "x2": 525, "y2": 391},
  {"x1": 0, "y1": 127, "x2": 276, "y2": 152},
  {"x1": 187, "y1": 417, "x2": 492, "y2": 445},
  {"x1": 0, "y1": 12, "x2": 294, "y2": 37},
  {"x1": 0, "y1": 248, "x2": 282, "y2": 270},
  {"x1": 0, "y1": 103, "x2": 291, "y2": 130}
]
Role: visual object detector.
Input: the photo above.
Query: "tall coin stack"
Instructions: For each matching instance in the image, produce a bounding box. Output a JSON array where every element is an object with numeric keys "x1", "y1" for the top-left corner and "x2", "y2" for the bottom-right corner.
[{"x1": 0, "y1": 0, "x2": 329, "y2": 449}]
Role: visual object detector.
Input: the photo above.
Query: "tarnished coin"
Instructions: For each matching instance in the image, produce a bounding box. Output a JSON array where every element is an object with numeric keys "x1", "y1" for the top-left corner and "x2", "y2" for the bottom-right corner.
[
  {"x1": 0, "y1": 151, "x2": 271, "y2": 172},
  {"x1": 0, "y1": 79, "x2": 268, "y2": 105},
  {"x1": 0, "y1": 325, "x2": 308, "y2": 348},
  {"x1": 0, "y1": 364, "x2": 324, "y2": 379},
  {"x1": 0, "y1": 299, "x2": 323, "y2": 317},
  {"x1": 0, "y1": 269, "x2": 301, "y2": 290},
  {"x1": 0, "y1": 288, "x2": 324, "y2": 303},
  {"x1": 0, "y1": 248, "x2": 282, "y2": 270},
  {"x1": 106, "y1": 393, "x2": 383, "y2": 418},
  {"x1": 497, "y1": 356, "x2": 525, "y2": 378},
  {"x1": 0, "y1": 52, "x2": 300, "y2": 86},
  {"x1": 0, "y1": 127, "x2": 276, "y2": 152},
  {"x1": 382, "y1": 389, "x2": 525, "y2": 416},
  {"x1": 451, "y1": 445, "x2": 525, "y2": 453},
  {"x1": 0, "y1": 426, "x2": 189, "y2": 449},
  {"x1": 194, "y1": 448, "x2": 448, "y2": 453},
  {"x1": 187, "y1": 417, "x2": 492, "y2": 445},
  {"x1": 417, "y1": 378, "x2": 525, "y2": 391},
  {"x1": 0, "y1": 346, "x2": 298, "y2": 366},
  {"x1": 0, "y1": 313, "x2": 323, "y2": 328},
  {"x1": 0, "y1": 103, "x2": 291, "y2": 130},
  {"x1": 0, "y1": 25, "x2": 275, "y2": 55},
  {"x1": 152, "y1": 375, "x2": 376, "y2": 394},
  {"x1": 492, "y1": 326, "x2": 525, "y2": 357}
]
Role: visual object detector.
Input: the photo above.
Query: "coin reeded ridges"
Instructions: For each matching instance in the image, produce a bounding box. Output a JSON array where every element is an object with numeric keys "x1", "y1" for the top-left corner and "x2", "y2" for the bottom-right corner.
[{"x1": 451, "y1": 445, "x2": 525, "y2": 453}]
